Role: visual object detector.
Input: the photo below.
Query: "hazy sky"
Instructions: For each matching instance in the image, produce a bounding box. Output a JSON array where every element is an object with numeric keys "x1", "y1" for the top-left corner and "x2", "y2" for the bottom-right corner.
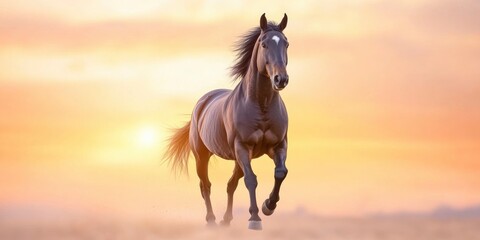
[{"x1": 1, "y1": 0, "x2": 479, "y2": 218}]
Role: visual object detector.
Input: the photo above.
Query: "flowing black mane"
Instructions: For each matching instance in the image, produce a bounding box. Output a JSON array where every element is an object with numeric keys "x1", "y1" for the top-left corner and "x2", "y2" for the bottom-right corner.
[{"x1": 230, "y1": 22, "x2": 281, "y2": 81}]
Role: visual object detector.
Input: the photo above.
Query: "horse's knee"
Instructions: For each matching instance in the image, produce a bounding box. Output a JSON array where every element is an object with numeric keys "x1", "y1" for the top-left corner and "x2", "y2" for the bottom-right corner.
[
  {"x1": 244, "y1": 174, "x2": 258, "y2": 189},
  {"x1": 274, "y1": 167, "x2": 288, "y2": 180}
]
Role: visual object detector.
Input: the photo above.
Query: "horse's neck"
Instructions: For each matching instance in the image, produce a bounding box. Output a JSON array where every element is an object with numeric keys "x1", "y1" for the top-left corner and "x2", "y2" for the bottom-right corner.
[
  {"x1": 234, "y1": 40, "x2": 278, "y2": 111},
  {"x1": 241, "y1": 66, "x2": 277, "y2": 112}
]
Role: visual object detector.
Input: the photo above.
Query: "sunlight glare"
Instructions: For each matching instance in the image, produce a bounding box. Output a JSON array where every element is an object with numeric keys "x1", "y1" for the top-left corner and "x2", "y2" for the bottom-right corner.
[{"x1": 136, "y1": 126, "x2": 158, "y2": 148}]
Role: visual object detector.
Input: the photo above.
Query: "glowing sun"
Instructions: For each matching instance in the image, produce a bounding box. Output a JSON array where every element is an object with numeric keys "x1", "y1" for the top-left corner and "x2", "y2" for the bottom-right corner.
[{"x1": 136, "y1": 126, "x2": 158, "y2": 148}]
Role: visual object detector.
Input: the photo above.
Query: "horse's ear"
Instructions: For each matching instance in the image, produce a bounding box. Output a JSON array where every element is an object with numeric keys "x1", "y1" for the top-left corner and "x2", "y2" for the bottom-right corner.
[
  {"x1": 260, "y1": 13, "x2": 267, "y2": 31},
  {"x1": 278, "y1": 13, "x2": 288, "y2": 31}
]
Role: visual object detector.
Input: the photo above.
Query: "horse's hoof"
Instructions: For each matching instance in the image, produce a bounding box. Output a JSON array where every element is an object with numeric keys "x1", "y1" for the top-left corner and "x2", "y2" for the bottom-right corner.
[
  {"x1": 206, "y1": 221, "x2": 217, "y2": 228},
  {"x1": 219, "y1": 220, "x2": 230, "y2": 227},
  {"x1": 248, "y1": 220, "x2": 262, "y2": 230},
  {"x1": 262, "y1": 200, "x2": 275, "y2": 216}
]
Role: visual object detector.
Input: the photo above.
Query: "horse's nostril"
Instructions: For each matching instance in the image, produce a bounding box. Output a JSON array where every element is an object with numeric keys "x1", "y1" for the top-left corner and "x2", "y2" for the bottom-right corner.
[{"x1": 274, "y1": 75, "x2": 280, "y2": 83}]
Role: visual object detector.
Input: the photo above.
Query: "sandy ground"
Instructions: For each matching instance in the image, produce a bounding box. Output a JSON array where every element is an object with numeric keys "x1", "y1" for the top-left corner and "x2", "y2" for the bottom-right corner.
[{"x1": 1, "y1": 214, "x2": 479, "y2": 240}]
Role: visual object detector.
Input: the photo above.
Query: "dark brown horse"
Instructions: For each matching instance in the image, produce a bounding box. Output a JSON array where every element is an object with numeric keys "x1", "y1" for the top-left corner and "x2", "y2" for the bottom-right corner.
[{"x1": 164, "y1": 13, "x2": 290, "y2": 230}]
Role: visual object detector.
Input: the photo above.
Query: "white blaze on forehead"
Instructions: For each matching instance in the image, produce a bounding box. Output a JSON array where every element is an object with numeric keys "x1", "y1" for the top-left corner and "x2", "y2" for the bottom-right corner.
[{"x1": 272, "y1": 35, "x2": 280, "y2": 45}]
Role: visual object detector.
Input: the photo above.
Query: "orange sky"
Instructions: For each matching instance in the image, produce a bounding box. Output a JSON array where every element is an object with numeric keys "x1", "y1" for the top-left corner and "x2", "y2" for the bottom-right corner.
[{"x1": 1, "y1": 0, "x2": 479, "y2": 218}]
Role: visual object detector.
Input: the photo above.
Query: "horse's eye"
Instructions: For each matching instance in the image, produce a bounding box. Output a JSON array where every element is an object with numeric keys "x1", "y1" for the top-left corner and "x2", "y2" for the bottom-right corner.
[{"x1": 261, "y1": 42, "x2": 267, "y2": 48}]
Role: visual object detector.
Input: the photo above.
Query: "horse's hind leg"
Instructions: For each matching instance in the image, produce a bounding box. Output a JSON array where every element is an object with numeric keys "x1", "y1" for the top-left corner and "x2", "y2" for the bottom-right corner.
[
  {"x1": 193, "y1": 148, "x2": 215, "y2": 225},
  {"x1": 220, "y1": 162, "x2": 244, "y2": 226}
]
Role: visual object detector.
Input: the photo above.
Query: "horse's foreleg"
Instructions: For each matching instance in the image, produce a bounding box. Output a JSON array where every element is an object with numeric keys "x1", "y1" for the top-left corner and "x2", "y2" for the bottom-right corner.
[
  {"x1": 263, "y1": 141, "x2": 288, "y2": 216},
  {"x1": 220, "y1": 162, "x2": 244, "y2": 226},
  {"x1": 234, "y1": 141, "x2": 262, "y2": 230}
]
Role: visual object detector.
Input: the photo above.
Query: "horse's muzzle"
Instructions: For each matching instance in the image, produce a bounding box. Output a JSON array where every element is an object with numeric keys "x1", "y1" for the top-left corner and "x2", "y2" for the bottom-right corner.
[{"x1": 273, "y1": 74, "x2": 289, "y2": 91}]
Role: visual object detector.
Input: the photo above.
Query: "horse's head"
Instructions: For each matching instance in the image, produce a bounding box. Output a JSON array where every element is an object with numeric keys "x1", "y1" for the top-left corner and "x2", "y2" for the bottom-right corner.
[{"x1": 257, "y1": 13, "x2": 289, "y2": 91}]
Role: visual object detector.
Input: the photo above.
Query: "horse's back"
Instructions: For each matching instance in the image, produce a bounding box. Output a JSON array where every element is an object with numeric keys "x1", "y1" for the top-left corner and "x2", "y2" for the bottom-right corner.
[
  {"x1": 193, "y1": 89, "x2": 231, "y2": 121},
  {"x1": 190, "y1": 89, "x2": 234, "y2": 159}
]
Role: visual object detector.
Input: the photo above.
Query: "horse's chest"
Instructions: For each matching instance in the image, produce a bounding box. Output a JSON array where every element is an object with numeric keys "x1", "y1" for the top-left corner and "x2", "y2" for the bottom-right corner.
[
  {"x1": 245, "y1": 115, "x2": 285, "y2": 145},
  {"x1": 246, "y1": 128, "x2": 279, "y2": 146},
  {"x1": 234, "y1": 103, "x2": 287, "y2": 156}
]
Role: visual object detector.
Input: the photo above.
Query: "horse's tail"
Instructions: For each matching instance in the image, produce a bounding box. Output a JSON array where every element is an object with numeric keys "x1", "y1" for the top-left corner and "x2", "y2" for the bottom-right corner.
[{"x1": 163, "y1": 121, "x2": 191, "y2": 175}]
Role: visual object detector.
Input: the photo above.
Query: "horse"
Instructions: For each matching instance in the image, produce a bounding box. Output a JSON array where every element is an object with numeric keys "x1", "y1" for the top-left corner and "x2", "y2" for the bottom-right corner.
[{"x1": 163, "y1": 13, "x2": 290, "y2": 230}]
